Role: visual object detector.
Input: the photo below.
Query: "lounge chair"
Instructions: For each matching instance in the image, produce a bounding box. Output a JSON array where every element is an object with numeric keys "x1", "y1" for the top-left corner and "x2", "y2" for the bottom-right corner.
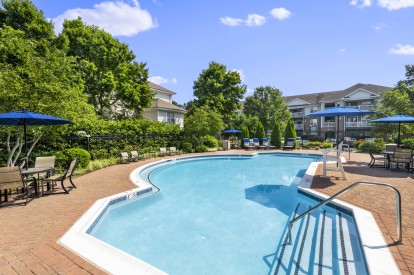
[
  {"x1": 169, "y1": 147, "x2": 181, "y2": 155},
  {"x1": 0, "y1": 166, "x2": 36, "y2": 205},
  {"x1": 243, "y1": 138, "x2": 254, "y2": 150},
  {"x1": 130, "y1": 151, "x2": 139, "y2": 162},
  {"x1": 260, "y1": 138, "x2": 275, "y2": 150},
  {"x1": 44, "y1": 158, "x2": 78, "y2": 194},
  {"x1": 282, "y1": 138, "x2": 294, "y2": 150},
  {"x1": 120, "y1": 152, "x2": 130, "y2": 163},
  {"x1": 159, "y1": 147, "x2": 167, "y2": 157},
  {"x1": 252, "y1": 138, "x2": 260, "y2": 149}
]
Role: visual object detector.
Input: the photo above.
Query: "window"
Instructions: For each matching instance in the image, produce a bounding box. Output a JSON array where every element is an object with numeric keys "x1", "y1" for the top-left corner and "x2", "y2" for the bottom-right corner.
[
  {"x1": 167, "y1": 112, "x2": 175, "y2": 124},
  {"x1": 310, "y1": 119, "x2": 318, "y2": 127}
]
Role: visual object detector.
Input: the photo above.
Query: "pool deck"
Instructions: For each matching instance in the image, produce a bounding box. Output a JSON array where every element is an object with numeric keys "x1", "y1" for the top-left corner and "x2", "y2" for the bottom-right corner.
[{"x1": 0, "y1": 149, "x2": 413, "y2": 274}]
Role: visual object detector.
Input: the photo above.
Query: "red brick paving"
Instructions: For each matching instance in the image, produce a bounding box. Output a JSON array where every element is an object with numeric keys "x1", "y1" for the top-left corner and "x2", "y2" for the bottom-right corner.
[{"x1": 0, "y1": 150, "x2": 413, "y2": 274}]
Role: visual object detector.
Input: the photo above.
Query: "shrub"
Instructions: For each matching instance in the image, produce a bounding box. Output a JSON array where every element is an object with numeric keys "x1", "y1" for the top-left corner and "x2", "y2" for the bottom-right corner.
[
  {"x1": 203, "y1": 135, "x2": 219, "y2": 148},
  {"x1": 353, "y1": 139, "x2": 364, "y2": 150},
  {"x1": 81, "y1": 157, "x2": 119, "y2": 173},
  {"x1": 181, "y1": 142, "x2": 193, "y2": 153},
  {"x1": 64, "y1": 147, "x2": 91, "y2": 168},
  {"x1": 302, "y1": 141, "x2": 321, "y2": 149},
  {"x1": 358, "y1": 138, "x2": 385, "y2": 153},
  {"x1": 90, "y1": 149, "x2": 109, "y2": 160},
  {"x1": 402, "y1": 138, "x2": 414, "y2": 149},
  {"x1": 195, "y1": 145, "x2": 208, "y2": 153},
  {"x1": 320, "y1": 142, "x2": 333, "y2": 149}
]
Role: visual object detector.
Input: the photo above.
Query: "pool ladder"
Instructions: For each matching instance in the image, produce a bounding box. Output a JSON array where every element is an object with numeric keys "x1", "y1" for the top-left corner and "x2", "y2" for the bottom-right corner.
[{"x1": 287, "y1": 181, "x2": 402, "y2": 244}]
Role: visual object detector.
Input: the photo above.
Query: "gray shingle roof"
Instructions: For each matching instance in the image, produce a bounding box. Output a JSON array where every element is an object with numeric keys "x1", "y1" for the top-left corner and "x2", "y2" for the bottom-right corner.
[
  {"x1": 148, "y1": 99, "x2": 187, "y2": 113},
  {"x1": 283, "y1": 83, "x2": 392, "y2": 105},
  {"x1": 149, "y1": 81, "x2": 176, "y2": 95}
]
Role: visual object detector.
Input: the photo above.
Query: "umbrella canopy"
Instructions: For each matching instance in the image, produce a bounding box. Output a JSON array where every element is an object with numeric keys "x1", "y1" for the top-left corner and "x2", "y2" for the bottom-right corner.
[
  {"x1": 0, "y1": 110, "x2": 72, "y2": 167},
  {"x1": 307, "y1": 106, "x2": 375, "y2": 147},
  {"x1": 223, "y1": 129, "x2": 242, "y2": 133},
  {"x1": 369, "y1": 114, "x2": 414, "y2": 148}
]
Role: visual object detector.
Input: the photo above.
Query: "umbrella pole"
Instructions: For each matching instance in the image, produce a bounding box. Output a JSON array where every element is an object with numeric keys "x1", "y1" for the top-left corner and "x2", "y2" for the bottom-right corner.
[
  {"x1": 336, "y1": 116, "x2": 340, "y2": 148},
  {"x1": 398, "y1": 122, "x2": 401, "y2": 148},
  {"x1": 24, "y1": 119, "x2": 28, "y2": 170}
]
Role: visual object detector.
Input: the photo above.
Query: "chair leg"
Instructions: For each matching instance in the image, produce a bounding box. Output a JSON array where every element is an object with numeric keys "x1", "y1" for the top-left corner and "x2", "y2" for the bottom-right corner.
[
  {"x1": 69, "y1": 176, "x2": 76, "y2": 188},
  {"x1": 61, "y1": 180, "x2": 69, "y2": 194}
]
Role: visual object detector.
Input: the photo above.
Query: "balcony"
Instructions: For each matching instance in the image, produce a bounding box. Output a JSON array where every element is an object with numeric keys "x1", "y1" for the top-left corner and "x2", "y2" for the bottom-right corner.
[
  {"x1": 345, "y1": 121, "x2": 370, "y2": 127},
  {"x1": 323, "y1": 122, "x2": 336, "y2": 127},
  {"x1": 294, "y1": 124, "x2": 304, "y2": 130},
  {"x1": 292, "y1": 112, "x2": 303, "y2": 118}
]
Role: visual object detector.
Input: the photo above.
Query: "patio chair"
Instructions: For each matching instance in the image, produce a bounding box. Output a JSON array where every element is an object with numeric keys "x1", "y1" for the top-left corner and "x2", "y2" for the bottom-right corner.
[
  {"x1": 252, "y1": 138, "x2": 260, "y2": 149},
  {"x1": 34, "y1": 156, "x2": 56, "y2": 194},
  {"x1": 130, "y1": 151, "x2": 139, "y2": 162},
  {"x1": 120, "y1": 152, "x2": 130, "y2": 163},
  {"x1": 389, "y1": 148, "x2": 413, "y2": 172},
  {"x1": 169, "y1": 147, "x2": 181, "y2": 155},
  {"x1": 282, "y1": 138, "x2": 294, "y2": 150},
  {"x1": 0, "y1": 166, "x2": 36, "y2": 205},
  {"x1": 44, "y1": 158, "x2": 78, "y2": 194},
  {"x1": 159, "y1": 147, "x2": 167, "y2": 157},
  {"x1": 262, "y1": 138, "x2": 276, "y2": 150},
  {"x1": 368, "y1": 148, "x2": 387, "y2": 168},
  {"x1": 243, "y1": 138, "x2": 254, "y2": 150}
]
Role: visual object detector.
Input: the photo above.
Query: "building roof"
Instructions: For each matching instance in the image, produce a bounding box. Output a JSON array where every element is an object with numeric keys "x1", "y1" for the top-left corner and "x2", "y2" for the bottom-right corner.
[
  {"x1": 148, "y1": 99, "x2": 187, "y2": 113},
  {"x1": 284, "y1": 83, "x2": 392, "y2": 105},
  {"x1": 149, "y1": 81, "x2": 176, "y2": 95}
]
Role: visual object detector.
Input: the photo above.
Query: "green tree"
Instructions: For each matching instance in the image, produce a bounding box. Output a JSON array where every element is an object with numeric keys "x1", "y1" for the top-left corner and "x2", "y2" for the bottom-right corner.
[
  {"x1": 243, "y1": 86, "x2": 291, "y2": 131},
  {"x1": 192, "y1": 61, "x2": 246, "y2": 119},
  {"x1": 184, "y1": 106, "x2": 224, "y2": 141},
  {"x1": 271, "y1": 121, "x2": 282, "y2": 149},
  {"x1": 284, "y1": 119, "x2": 297, "y2": 148},
  {"x1": 254, "y1": 121, "x2": 266, "y2": 139},
  {"x1": 59, "y1": 18, "x2": 153, "y2": 118}
]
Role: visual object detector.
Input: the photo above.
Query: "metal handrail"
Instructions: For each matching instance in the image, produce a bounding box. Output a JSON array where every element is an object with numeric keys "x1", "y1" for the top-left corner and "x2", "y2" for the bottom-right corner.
[{"x1": 287, "y1": 181, "x2": 402, "y2": 244}]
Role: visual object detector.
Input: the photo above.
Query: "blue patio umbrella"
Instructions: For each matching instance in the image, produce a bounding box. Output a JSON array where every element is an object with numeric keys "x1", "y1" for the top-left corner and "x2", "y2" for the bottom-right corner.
[
  {"x1": 0, "y1": 110, "x2": 72, "y2": 167},
  {"x1": 223, "y1": 129, "x2": 242, "y2": 133},
  {"x1": 369, "y1": 114, "x2": 414, "y2": 148},
  {"x1": 307, "y1": 106, "x2": 375, "y2": 147}
]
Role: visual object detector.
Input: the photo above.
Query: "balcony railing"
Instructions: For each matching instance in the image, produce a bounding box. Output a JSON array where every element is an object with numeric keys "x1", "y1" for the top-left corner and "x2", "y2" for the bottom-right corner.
[
  {"x1": 292, "y1": 112, "x2": 303, "y2": 118},
  {"x1": 294, "y1": 124, "x2": 304, "y2": 130},
  {"x1": 323, "y1": 122, "x2": 336, "y2": 127},
  {"x1": 345, "y1": 121, "x2": 370, "y2": 127}
]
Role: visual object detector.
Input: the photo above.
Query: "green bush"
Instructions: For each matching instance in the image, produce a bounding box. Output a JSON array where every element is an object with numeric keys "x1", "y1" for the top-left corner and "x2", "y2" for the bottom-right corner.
[
  {"x1": 81, "y1": 157, "x2": 119, "y2": 173},
  {"x1": 302, "y1": 141, "x2": 321, "y2": 149},
  {"x1": 203, "y1": 135, "x2": 219, "y2": 148},
  {"x1": 195, "y1": 145, "x2": 208, "y2": 153},
  {"x1": 358, "y1": 138, "x2": 385, "y2": 153},
  {"x1": 320, "y1": 142, "x2": 333, "y2": 149},
  {"x1": 402, "y1": 138, "x2": 414, "y2": 149},
  {"x1": 64, "y1": 147, "x2": 91, "y2": 168},
  {"x1": 90, "y1": 149, "x2": 109, "y2": 160},
  {"x1": 181, "y1": 142, "x2": 193, "y2": 153}
]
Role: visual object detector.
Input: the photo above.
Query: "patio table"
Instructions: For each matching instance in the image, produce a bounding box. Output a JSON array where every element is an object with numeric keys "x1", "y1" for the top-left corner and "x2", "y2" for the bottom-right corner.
[{"x1": 22, "y1": 167, "x2": 53, "y2": 196}]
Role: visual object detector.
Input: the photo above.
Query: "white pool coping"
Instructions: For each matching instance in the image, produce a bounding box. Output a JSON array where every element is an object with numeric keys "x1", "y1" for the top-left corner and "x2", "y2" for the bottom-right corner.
[{"x1": 59, "y1": 153, "x2": 401, "y2": 275}]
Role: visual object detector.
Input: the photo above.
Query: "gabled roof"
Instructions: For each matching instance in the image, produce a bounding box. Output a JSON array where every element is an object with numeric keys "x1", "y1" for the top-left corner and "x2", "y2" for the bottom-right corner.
[
  {"x1": 283, "y1": 83, "x2": 392, "y2": 106},
  {"x1": 149, "y1": 81, "x2": 176, "y2": 95},
  {"x1": 148, "y1": 99, "x2": 187, "y2": 113},
  {"x1": 287, "y1": 98, "x2": 311, "y2": 106}
]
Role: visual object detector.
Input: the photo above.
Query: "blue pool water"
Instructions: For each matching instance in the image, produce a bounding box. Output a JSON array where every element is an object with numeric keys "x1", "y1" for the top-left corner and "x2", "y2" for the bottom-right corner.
[{"x1": 89, "y1": 154, "x2": 367, "y2": 274}]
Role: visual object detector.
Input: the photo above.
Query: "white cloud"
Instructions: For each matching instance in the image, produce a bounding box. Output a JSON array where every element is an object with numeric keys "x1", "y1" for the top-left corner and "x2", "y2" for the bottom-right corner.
[
  {"x1": 378, "y1": 0, "x2": 414, "y2": 10},
  {"x1": 372, "y1": 23, "x2": 387, "y2": 31},
  {"x1": 389, "y1": 44, "x2": 414, "y2": 55},
  {"x1": 231, "y1": 69, "x2": 246, "y2": 82},
  {"x1": 220, "y1": 17, "x2": 244, "y2": 27},
  {"x1": 220, "y1": 14, "x2": 266, "y2": 27},
  {"x1": 339, "y1": 48, "x2": 346, "y2": 53},
  {"x1": 52, "y1": 0, "x2": 157, "y2": 36},
  {"x1": 149, "y1": 76, "x2": 178, "y2": 85},
  {"x1": 350, "y1": 0, "x2": 414, "y2": 10},
  {"x1": 270, "y1": 8, "x2": 291, "y2": 20},
  {"x1": 245, "y1": 14, "x2": 266, "y2": 26}
]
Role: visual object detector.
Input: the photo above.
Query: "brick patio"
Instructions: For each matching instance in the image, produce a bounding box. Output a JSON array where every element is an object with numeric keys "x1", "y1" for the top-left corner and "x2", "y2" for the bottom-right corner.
[{"x1": 0, "y1": 150, "x2": 413, "y2": 274}]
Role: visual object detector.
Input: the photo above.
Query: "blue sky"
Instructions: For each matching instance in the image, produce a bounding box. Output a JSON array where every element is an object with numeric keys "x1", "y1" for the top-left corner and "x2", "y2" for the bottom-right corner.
[{"x1": 30, "y1": 0, "x2": 414, "y2": 104}]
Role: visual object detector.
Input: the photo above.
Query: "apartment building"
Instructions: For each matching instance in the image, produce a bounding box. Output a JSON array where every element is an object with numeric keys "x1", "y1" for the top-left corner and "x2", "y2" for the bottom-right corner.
[
  {"x1": 142, "y1": 82, "x2": 187, "y2": 128},
  {"x1": 284, "y1": 83, "x2": 392, "y2": 140}
]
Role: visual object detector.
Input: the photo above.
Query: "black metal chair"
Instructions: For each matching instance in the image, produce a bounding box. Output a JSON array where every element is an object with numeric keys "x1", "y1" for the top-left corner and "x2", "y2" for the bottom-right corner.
[
  {"x1": 368, "y1": 148, "x2": 387, "y2": 168},
  {"x1": 44, "y1": 158, "x2": 78, "y2": 194}
]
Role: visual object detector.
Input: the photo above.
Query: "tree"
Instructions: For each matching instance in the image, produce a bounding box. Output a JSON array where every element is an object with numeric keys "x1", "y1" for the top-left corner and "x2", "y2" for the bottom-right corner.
[
  {"x1": 0, "y1": 26, "x2": 96, "y2": 165},
  {"x1": 254, "y1": 121, "x2": 266, "y2": 139},
  {"x1": 243, "y1": 86, "x2": 291, "y2": 131},
  {"x1": 284, "y1": 119, "x2": 297, "y2": 148},
  {"x1": 184, "y1": 106, "x2": 224, "y2": 140},
  {"x1": 192, "y1": 61, "x2": 246, "y2": 119},
  {"x1": 271, "y1": 121, "x2": 282, "y2": 149},
  {"x1": 59, "y1": 18, "x2": 153, "y2": 118},
  {"x1": 241, "y1": 126, "x2": 250, "y2": 148}
]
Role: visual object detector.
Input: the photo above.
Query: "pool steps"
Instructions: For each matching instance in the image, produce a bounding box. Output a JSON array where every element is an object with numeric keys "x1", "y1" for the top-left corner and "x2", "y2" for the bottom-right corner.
[{"x1": 272, "y1": 202, "x2": 368, "y2": 275}]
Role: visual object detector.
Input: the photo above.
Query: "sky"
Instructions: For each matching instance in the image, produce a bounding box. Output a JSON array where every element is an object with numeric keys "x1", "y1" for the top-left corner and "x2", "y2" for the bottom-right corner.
[{"x1": 29, "y1": 0, "x2": 414, "y2": 104}]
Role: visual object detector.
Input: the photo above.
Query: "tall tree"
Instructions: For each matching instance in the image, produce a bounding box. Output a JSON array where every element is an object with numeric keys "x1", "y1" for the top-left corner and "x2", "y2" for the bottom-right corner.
[
  {"x1": 184, "y1": 106, "x2": 224, "y2": 139},
  {"x1": 59, "y1": 18, "x2": 153, "y2": 118},
  {"x1": 271, "y1": 121, "x2": 282, "y2": 149},
  {"x1": 243, "y1": 86, "x2": 291, "y2": 131},
  {"x1": 284, "y1": 119, "x2": 297, "y2": 148},
  {"x1": 192, "y1": 61, "x2": 246, "y2": 119},
  {"x1": 254, "y1": 121, "x2": 266, "y2": 139}
]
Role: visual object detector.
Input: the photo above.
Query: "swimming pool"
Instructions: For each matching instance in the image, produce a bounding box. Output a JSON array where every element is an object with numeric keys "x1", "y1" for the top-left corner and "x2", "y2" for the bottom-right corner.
[{"x1": 60, "y1": 152, "x2": 400, "y2": 274}]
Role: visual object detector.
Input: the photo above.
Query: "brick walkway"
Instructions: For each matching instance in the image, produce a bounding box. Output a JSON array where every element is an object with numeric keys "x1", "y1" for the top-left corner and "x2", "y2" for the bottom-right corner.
[{"x1": 0, "y1": 150, "x2": 413, "y2": 274}]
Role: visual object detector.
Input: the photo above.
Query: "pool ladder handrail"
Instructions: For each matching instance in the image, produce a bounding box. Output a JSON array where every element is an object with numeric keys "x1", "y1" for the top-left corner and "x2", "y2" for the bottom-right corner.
[{"x1": 287, "y1": 181, "x2": 402, "y2": 244}]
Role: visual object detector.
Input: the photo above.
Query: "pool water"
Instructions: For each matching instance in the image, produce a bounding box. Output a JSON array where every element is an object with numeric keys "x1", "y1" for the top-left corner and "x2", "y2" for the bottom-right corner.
[{"x1": 89, "y1": 154, "x2": 367, "y2": 274}]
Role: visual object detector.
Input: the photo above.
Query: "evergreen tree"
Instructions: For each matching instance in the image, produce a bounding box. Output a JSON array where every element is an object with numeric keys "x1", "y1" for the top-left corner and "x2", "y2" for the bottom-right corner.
[
  {"x1": 241, "y1": 126, "x2": 250, "y2": 148},
  {"x1": 271, "y1": 121, "x2": 282, "y2": 149},
  {"x1": 284, "y1": 119, "x2": 297, "y2": 149},
  {"x1": 255, "y1": 121, "x2": 266, "y2": 139}
]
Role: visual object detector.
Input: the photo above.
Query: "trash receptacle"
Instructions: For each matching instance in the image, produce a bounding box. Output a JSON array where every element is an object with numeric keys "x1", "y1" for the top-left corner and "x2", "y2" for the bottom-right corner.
[{"x1": 222, "y1": 140, "x2": 231, "y2": 150}]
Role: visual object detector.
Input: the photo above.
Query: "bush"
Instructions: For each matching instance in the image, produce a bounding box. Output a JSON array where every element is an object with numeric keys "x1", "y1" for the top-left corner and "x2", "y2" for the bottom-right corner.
[
  {"x1": 195, "y1": 145, "x2": 208, "y2": 153},
  {"x1": 64, "y1": 147, "x2": 91, "y2": 168},
  {"x1": 302, "y1": 141, "x2": 321, "y2": 149},
  {"x1": 181, "y1": 142, "x2": 193, "y2": 153},
  {"x1": 203, "y1": 135, "x2": 219, "y2": 148},
  {"x1": 353, "y1": 139, "x2": 365, "y2": 150},
  {"x1": 81, "y1": 157, "x2": 119, "y2": 173},
  {"x1": 358, "y1": 138, "x2": 385, "y2": 153},
  {"x1": 320, "y1": 142, "x2": 333, "y2": 149},
  {"x1": 402, "y1": 138, "x2": 414, "y2": 149}
]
